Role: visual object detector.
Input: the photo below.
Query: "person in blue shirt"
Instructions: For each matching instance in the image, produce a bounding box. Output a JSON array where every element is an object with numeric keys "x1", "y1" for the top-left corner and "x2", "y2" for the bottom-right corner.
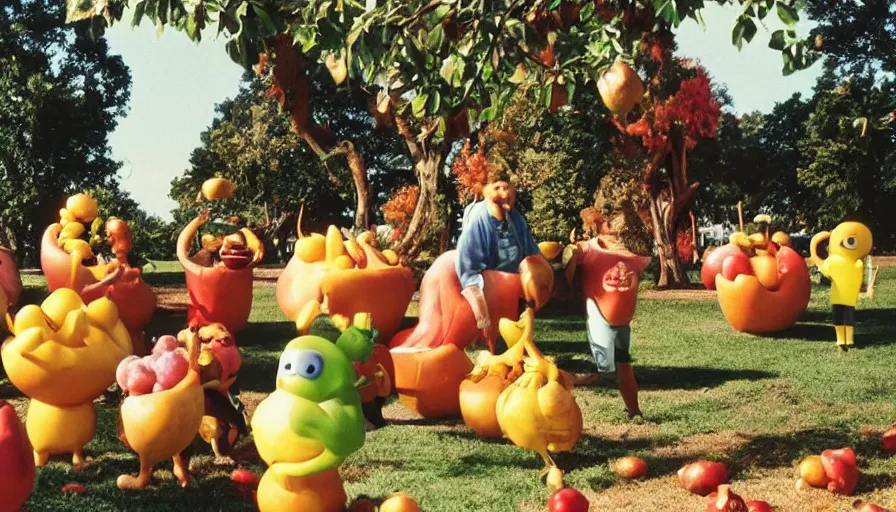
[{"x1": 456, "y1": 173, "x2": 541, "y2": 332}]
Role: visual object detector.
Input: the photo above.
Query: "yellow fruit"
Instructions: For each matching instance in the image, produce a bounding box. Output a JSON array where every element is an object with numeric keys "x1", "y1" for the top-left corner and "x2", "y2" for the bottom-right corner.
[
  {"x1": 381, "y1": 249, "x2": 400, "y2": 266},
  {"x1": 379, "y1": 494, "x2": 420, "y2": 512},
  {"x1": 749, "y1": 254, "x2": 779, "y2": 290},
  {"x1": 62, "y1": 238, "x2": 93, "y2": 258},
  {"x1": 325, "y1": 52, "x2": 348, "y2": 85},
  {"x1": 325, "y1": 225, "x2": 346, "y2": 263},
  {"x1": 60, "y1": 208, "x2": 77, "y2": 223},
  {"x1": 294, "y1": 233, "x2": 326, "y2": 263},
  {"x1": 772, "y1": 231, "x2": 792, "y2": 247},
  {"x1": 86, "y1": 297, "x2": 120, "y2": 332},
  {"x1": 799, "y1": 455, "x2": 829, "y2": 488},
  {"x1": 538, "y1": 241, "x2": 562, "y2": 261},
  {"x1": 344, "y1": 239, "x2": 367, "y2": 268},
  {"x1": 295, "y1": 300, "x2": 323, "y2": 335},
  {"x1": 201, "y1": 177, "x2": 235, "y2": 200},
  {"x1": 498, "y1": 317, "x2": 524, "y2": 348},
  {"x1": 729, "y1": 231, "x2": 751, "y2": 248},
  {"x1": 40, "y1": 288, "x2": 85, "y2": 329},
  {"x1": 240, "y1": 227, "x2": 265, "y2": 264},
  {"x1": 749, "y1": 233, "x2": 767, "y2": 246},
  {"x1": 356, "y1": 231, "x2": 376, "y2": 246},
  {"x1": 537, "y1": 380, "x2": 575, "y2": 418},
  {"x1": 546, "y1": 466, "x2": 564, "y2": 490},
  {"x1": 332, "y1": 254, "x2": 355, "y2": 270},
  {"x1": 597, "y1": 60, "x2": 644, "y2": 115},
  {"x1": 60, "y1": 222, "x2": 86, "y2": 240},
  {"x1": 66, "y1": 193, "x2": 99, "y2": 223},
  {"x1": 55, "y1": 309, "x2": 89, "y2": 347},
  {"x1": 13, "y1": 305, "x2": 50, "y2": 336}
]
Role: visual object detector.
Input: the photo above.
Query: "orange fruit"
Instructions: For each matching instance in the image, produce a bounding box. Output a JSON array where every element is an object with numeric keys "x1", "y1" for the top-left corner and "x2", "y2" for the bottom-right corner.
[
  {"x1": 65, "y1": 193, "x2": 99, "y2": 223},
  {"x1": 799, "y1": 455, "x2": 830, "y2": 488},
  {"x1": 613, "y1": 456, "x2": 648, "y2": 479},
  {"x1": 201, "y1": 177, "x2": 235, "y2": 200},
  {"x1": 597, "y1": 60, "x2": 644, "y2": 115},
  {"x1": 379, "y1": 493, "x2": 420, "y2": 512}
]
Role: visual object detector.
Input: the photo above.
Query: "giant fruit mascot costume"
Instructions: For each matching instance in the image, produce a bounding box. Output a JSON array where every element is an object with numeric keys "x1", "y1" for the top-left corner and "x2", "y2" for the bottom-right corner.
[
  {"x1": 389, "y1": 172, "x2": 553, "y2": 418},
  {"x1": 568, "y1": 232, "x2": 649, "y2": 419},
  {"x1": 811, "y1": 222, "x2": 872, "y2": 351}
]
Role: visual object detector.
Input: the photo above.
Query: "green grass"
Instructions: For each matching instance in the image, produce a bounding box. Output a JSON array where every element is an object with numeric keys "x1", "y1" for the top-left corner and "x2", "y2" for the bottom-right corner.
[{"x1": 6, "y1": 264, "x2": 896, "y2": 511}]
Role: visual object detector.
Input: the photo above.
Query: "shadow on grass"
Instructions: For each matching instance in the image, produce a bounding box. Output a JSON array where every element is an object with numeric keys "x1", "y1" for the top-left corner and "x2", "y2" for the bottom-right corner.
[
  {"x1": 762, "y1": 308, "x2": 896, "y2": 347},
  {"x1": 546, "y1": 358, "x2": 778, "y2": 391}
]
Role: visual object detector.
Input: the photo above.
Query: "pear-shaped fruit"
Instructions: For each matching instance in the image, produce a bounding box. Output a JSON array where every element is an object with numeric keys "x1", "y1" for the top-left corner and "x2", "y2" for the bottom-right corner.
[{"x1": 597, "y1": 60, "x2": 644, "y2": 115}]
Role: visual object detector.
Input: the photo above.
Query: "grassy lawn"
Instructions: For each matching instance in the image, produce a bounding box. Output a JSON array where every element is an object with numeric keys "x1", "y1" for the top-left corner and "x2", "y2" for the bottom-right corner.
[{"x1": 5, "y1": 262, "x2": 896, "y2": 511}]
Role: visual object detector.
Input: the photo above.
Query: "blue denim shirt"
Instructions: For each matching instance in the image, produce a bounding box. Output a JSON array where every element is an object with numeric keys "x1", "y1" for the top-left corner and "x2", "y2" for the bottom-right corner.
[{"x1": 456, "y1": 201, "x2": 540, "y2": 289}]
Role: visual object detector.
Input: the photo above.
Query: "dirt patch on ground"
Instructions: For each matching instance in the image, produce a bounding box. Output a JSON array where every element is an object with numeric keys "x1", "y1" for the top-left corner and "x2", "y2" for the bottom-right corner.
[
  {"x1": 640, "y1": 289, "x2": 717, "y2": 301},
  {"x1": 653, "y1": 431, "x2": 752, "y2": 459},
  {"x1": 153, "y1": 285, "x2": 190, "y2": 311}
]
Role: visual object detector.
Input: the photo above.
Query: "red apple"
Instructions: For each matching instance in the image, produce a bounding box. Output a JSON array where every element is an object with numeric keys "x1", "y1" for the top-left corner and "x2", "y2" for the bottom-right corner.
[
  {"x1": 548, "y1": 488, "x2": 590, "y2": 512},
  {"x1": 821, "y1": 448, "x2": 858, "y2": 495},
  {"x1": 747, "y1": 501, "x2": 775, "y2": 512},
  {"x1": 706, "y1": 485, "x2": 747, "y2": 511},
  {"x1": 679, "y1": 461, "x2": 729, "y2": 496},
  {"x1": 882, "y1": 427, "x2": 896, "y2": 453},
  {"x1": 0, "y1": 400, "x2": 36, "y2": 511},
  {"x1": 702, "y1": 245, "x2": 750, "y2": 290},
  {"x1": 613, "y1": 456, "x2": 648, "y2": 479}
]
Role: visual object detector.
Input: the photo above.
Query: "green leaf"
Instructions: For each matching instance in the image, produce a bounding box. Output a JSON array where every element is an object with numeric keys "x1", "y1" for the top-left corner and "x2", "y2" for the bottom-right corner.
[
  {"x1": 132, "y1": 1, "x2": 146, "y2": 27},
  {"x1": 768, "y1": 30, "x2": 786, "y2": 51},
  {"x1": 412, "y1": 93, "x2": 428, "y2": 117},
  {"x1": 429, "y1": 90, "x2": 441, "y2": 114},
  {"x1": 757, "y1": 1, "x2": 770, "y2": 19},
  {"x1": 742, "y1": 17, "x2": 757, "y2": 43},
  {"x1": 776, "y1": 3, "x2": 798, "y2": 25},
  {"x1": 782, "y1": 49, "x2": 795, "y2": 76},
  {"x1": 252, "y1": 5, "x2": 277, "y2": 35},
  {"x1": 479, "y1": 106, "x2": 497, "y2": 122},
  {"x1": 732, "y1": 19, "x2": 745, "y2": 50},
  {"x1": 548, "y1": 0, "x2": 561, "y2": 9},
  {"x1": 426, "y1": 23, "x2": 445, "y2": 49}
]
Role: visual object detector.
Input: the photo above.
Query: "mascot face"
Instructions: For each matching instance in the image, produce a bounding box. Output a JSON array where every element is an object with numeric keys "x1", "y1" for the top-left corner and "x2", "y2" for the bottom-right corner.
[{"x1": 483, "y1": 180, "x2": 516, "y2": 220}]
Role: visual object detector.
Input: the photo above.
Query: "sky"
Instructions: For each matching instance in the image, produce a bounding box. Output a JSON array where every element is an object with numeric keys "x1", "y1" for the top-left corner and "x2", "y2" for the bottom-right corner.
[{"x1": 104, "y1": 3, "x2": 822, "y2": 221}]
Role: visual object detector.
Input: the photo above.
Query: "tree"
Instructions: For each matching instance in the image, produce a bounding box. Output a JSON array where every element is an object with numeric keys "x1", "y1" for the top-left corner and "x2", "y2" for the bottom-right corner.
[
  {"x1": 806, "y1": 0, "x2": 896, "y2": 76},
  {"x1": 615, "y1": 58, "x2": 722, "y2": 287},
  {"x1": 170, "y1": 72, "x2": 411, "y2": 261},
  {"x1": 0, "y1": 1, "x2": 130, "y2": 266},
  {"x1": 71, "y1": 0, "x2": 815, "y2": 261},
  {"x1": 796, "y1": 75, "x2": 896, "y2": 247}
]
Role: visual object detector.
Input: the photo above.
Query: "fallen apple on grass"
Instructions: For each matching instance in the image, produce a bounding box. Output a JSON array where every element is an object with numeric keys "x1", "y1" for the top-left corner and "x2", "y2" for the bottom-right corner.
[
  {"x1": 882, "y1": 427, "x2": 896, "y2": 453},
  {"x1": 679, "y1": 460, "x2": 729, "y2": 496},
  {"x1": 613, "y1": 456, "x2": 648, "y2": 479},
  {"x1": 706, "y1": 485, "x2": 746, "y2": 512},
  {"x1": 548, "y1": 488, "x2": 590, "y2": 512}
]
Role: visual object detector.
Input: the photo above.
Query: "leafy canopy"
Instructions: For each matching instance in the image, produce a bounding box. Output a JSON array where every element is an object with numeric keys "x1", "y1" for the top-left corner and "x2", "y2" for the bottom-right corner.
[{"x1": 69, "y1": 0, "x2": 818, "y2": 145}]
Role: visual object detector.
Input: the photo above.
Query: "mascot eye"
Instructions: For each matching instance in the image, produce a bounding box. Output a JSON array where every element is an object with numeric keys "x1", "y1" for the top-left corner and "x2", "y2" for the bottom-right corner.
[
  {"x1": 843, "y1": 236, "x2": 858, "y2": 249},
  {"x1": 278, "y1": 350, "x2": 324, "y2": 379}
]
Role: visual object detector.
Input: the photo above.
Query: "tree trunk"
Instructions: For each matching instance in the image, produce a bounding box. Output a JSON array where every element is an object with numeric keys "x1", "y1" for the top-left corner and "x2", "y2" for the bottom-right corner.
[
  {"x1": 393, "y1": 115, "x2": 446, "y2": 261},
  {"x1": 264, "y1": 39, "x2": 370, "y2": 229},
  {"x1": 395, "y1": 153, "x2": 442, "y2": 260}
]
